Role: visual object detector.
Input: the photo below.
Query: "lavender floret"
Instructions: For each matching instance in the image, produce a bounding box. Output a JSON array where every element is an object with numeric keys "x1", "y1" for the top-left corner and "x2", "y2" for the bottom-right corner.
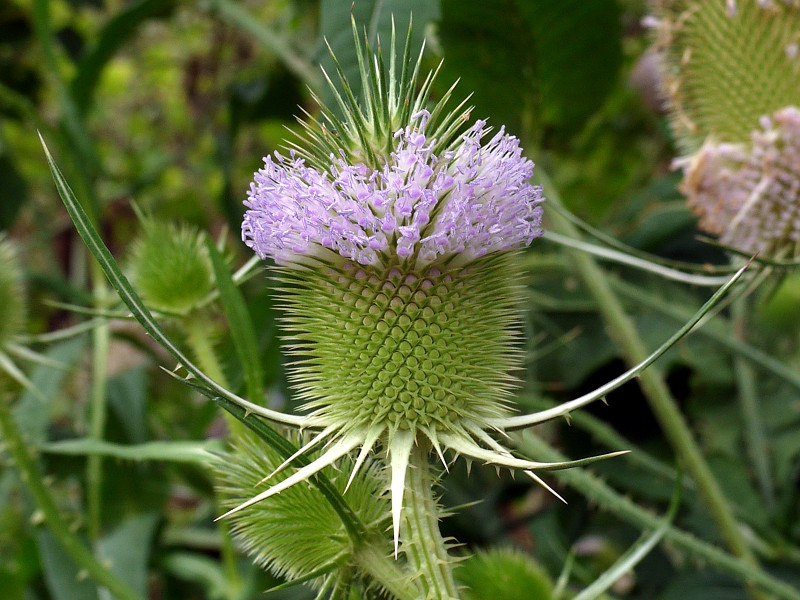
[{"x1": 242, "y1": 112, "x2": 544, "y2": 268}]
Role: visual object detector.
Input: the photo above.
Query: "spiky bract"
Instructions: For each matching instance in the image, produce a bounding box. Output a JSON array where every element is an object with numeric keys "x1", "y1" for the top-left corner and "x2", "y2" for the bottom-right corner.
[
  {"x1": 129, "y1": 220, "x2": 214, "y2": 314},
  {"x1": 216, "y1": 432, "x2": 390, "y2": 592},
  {"x1": 0, "y1": 235, "x2": 26, "y2": 346},
  {"x1": 652, "y1": 0, "x2": 800, "y2": 152}
]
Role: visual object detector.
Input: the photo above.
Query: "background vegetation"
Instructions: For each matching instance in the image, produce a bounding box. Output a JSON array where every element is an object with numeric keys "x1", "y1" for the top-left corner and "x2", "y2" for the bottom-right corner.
[{"x1": 2, "y1": 0, "x2": 800, "y2": 598}]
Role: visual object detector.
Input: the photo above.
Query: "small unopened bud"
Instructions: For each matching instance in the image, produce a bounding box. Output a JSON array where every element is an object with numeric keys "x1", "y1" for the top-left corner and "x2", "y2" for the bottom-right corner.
[{"x1": 129, "y1": 220, "x2": 214, "y2": 314}]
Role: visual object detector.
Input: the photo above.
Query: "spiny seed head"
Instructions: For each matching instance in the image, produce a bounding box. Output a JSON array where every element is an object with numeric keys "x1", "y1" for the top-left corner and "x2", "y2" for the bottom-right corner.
[
  {"x1": 0, "y1": 234, "x2": 26, "y2": 346},
  {"x1": 283, "y1": 253, "x2": 524, "y2": 441},
  {"x1": 457, "y1": 548, "x2": 554, "y2": 600},
  {"x1": 129, "y1": 219, "x2": 214, "y2": 314},
  {"x1": 679, "y1": 106, "x2": 800, "y2": 258},
  {"x1": 651, "y1": 0, "x2": 800, "y2": 152},
  {"x1": 215, "y1": 432, "x2": 390, "y2": 589}
]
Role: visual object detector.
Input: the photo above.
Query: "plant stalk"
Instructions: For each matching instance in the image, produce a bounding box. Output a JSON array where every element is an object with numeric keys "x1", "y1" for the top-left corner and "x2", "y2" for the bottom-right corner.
[
  {"x1": 0, "y1": 390, "x2": 144, "y2": 600},
  {"x1": 538, "y1": 172, "x2": 763, "y2": 584},
  {"x1": 354, "y1": 542, "x2": 418, "y2": 600},
  {"x1": 182, "y1": 313, "x2": 243, "y2": 593},
  {"x1": 87, "y1": 262, "x2": 110, "y2": 541},
  {"x1": 402, "y1": 443, "x2": 459, "y2": 600},
  {"x1": 732, "y1": 297, "x2": 775, "y2": 508}
]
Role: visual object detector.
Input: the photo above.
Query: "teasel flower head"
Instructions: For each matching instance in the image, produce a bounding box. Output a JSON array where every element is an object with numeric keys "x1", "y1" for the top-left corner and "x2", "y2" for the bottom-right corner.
[
  {"x1": 651, "y1": 0, "x2": 800, "y2": 153},
  {"x1": 216, "y1": 432, "x2": 392, "y2": 593},
  {"x1": 680, "y1": 106, "x2": 800, "y2": 258},
  {"x1": 228, "y1": 24, "x2": 623, "y2": 554},
  {"x1": 129, "y1": 218, "x2": 215, "y2": 315},
  {"x1": 650, "y1": 0, "x2": 800, "y2": 257}
]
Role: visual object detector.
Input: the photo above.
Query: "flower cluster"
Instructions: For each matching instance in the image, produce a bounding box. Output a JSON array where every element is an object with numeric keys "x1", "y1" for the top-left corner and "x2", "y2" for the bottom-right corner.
[
  {"x1": 680, "y1": 106, "x2": 800, "y2": 257},
  {"x1": 242, "y1": 111, "x2": 543, "y2": 269}
]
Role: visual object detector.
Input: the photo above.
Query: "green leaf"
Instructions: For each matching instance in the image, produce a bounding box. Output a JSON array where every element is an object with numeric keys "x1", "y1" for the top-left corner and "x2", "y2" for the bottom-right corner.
[
  {"x1": 518, "y1": 0, "x2": 622, "y2": 132},
  {"x1": 206, "y1": 0, "x2": 319, "y2": 87},
  {"x1": 438, "y1": 0, "x2": 621, "y2": 135},
  {"x1": 40, "y1": 439, "x2": 220, "y2": 465},
  {"x1": 12, "y1": 338, "x2": 85, "y2": 446},
  {"x1": 0, "y1": 152, "x2": 28, "y2": 229},
  {"x1": 160, "y1": 552, "x2": 229, "y2": 600},
  {"x1": 70, "y1": 0, "x2": 177, "y2": 115},
  {"x1": 107, "y1": 367, "x2": 148, "y2": 444},
  {"x1": 39, "y1": 134, "x2": 303, "y2": 429},
  {"x1": 318, "y1": 0, "x2": 441, "y2": 106},
  {"x1": 205, "y1": 237, "x2": 264, "y2": 404},
  {"x1": 97, "y1": 514, "x2": 159, "y2": 597},
  {"x1": 437, "y1": 0, "x2": 534, "y2": 133},
  {"x1": 36, "y1": 530, "x2": 99, "y2": 600}
]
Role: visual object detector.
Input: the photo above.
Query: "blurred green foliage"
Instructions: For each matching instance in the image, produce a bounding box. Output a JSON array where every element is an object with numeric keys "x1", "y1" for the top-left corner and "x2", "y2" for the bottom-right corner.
[{"x1": 2, "y1": 0, "x2": 800, "y2": 599}]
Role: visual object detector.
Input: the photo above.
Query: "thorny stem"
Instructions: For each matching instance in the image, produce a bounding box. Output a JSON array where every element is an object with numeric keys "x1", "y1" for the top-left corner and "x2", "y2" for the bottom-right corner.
[
  {"x1": 732, "y1": 297, "x2": 775, "y2": 509},
  {"x1": 402, "y1": 443, "x2": 459, "y2": 600},
  {"x1": 0, "y1": 389, "x2": 145, "y2": 600},
  {"x1": 87, "y1": 261, "x2": 110, "y2": 542},
  {"x1": 538, "y1": 171, "x2": 765, "y2": 596},
  {"x1": 518, "y1": 434, "x2": 800, "y2": 600}
]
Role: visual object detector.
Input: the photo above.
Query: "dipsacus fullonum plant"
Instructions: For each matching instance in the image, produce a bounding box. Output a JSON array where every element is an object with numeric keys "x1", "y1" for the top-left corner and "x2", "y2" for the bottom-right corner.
[
  {"x1": 651, "y1": 0, "x2": 800, "y2": 258},
  {"x1": 221, "y1": 26, "x2": 628, "y2": 558}
]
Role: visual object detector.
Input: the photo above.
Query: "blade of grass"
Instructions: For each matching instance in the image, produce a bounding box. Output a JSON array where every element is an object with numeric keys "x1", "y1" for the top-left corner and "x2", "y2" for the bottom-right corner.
[
  {"x1": 205, "y1": 0, "x2": 320, "y2": 87},
  {"x1": 495, "y1": 259, "x2": 749, "y2": 429},
  {"x1": 539, "y1": 169, "x2": 764, "y2": 587},
  {"x1": 205, "y1": 237, "x2": 265, "y2": 404},
  {"x1": 572, "y1": 475, "x2": 681, "y2": 600},
  {"x1": 40, "y1": 439, "x2": 221, "y2": 465},
  {"x1": 70, "y1": 0, "x2": 177, "y2": 114},
  {"x1": 517, "y1": 434, "x2": 800, "y2": 600}
]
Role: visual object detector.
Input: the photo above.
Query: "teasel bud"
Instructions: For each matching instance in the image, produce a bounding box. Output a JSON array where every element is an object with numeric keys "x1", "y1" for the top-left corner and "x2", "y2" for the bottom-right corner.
[
  {"x1": 216, "y1": 432, "x2": 392, "y2": 594},
  {"x1": 651, "y1": 0, "x2": 800, "y2": 257},
  {"x1": 129, "y1": 219, "x2": 214, "y2": 315}
]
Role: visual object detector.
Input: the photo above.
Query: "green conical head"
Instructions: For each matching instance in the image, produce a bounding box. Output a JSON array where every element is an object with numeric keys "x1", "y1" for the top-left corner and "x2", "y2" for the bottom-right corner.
[
  {"x1": 653, "y1": 0, "x2": 800, "y2": 151},
  {"x1": 129, "y1": 220, "x2": 214, "y2": 315},
  {"x1": 215, "y1": 431, "x2": 390, "y2": 589},
  {"x1": 283, "y1": 253, "x2": 523, "y2": 443}
]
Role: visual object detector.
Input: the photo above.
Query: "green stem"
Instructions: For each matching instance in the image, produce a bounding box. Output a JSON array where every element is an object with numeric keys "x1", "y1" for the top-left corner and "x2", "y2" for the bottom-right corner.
[
  {"x1": 517, "y1": 435, "x2": 800, "y2": 600},
  {"x1": 402, "y1": 444, "x2": 459, "y2": 600},
  {"x1": 539, "y1": 172, "x2": 763, "y2": 581},
  {"x1": 354, "y1": 542, "x2": 418, "y2": 600},
  {"x1": 732, "y1": 298, "x2": 775, "y2": 509},
  {"x1": 0, "y1": 391, "x2": 144, "y2": 600},
  {"x1": 183, "y1": 313, "x2": 230, "y2": 390},
  {"x1": 87, "y1": 263, "x2": 110, "y2": 541},
  {"x1": 217, "y1": 515, "x2": 242, "y2": 599},
  {"x1": 182, "y1": 314, "x2": 243, "y2": 593}
]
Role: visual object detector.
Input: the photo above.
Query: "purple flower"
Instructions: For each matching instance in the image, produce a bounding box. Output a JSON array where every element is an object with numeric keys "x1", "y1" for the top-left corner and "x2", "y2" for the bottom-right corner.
[{"x1": 242, "y1": 111, "x2": 544, "y2": 269}]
